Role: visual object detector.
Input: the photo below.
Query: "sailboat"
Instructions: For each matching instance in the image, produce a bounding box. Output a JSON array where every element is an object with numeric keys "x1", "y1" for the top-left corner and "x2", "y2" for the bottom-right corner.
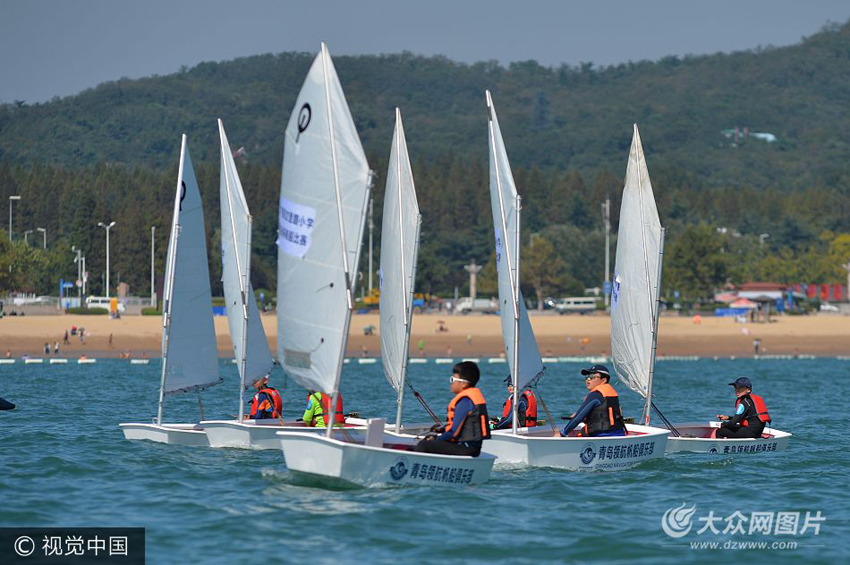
[
  {"x1": 120, "y1": 135, "x2": 223, "y2": 446},
  {"x1": 200, "y1": 120, "x2": 285, "y2": 449},
  {"x1": 480, "y1": 96, "x2": 669, "y2": 470},
  {"x1": 278, "y1": 92, "x2": 495, "y2": 487}
]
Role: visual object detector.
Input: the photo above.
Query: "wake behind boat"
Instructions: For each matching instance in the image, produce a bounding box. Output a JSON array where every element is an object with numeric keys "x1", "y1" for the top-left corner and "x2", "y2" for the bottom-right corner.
[
  {"x1": 480, "y1": 96, "x2": 668, "y2": 470},
  {"x1": 120, "y1": 135, "x2": 223, "y2": 446}
]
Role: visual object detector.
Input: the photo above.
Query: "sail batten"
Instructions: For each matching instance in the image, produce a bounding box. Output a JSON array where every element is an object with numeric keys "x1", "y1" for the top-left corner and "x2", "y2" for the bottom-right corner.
[
  {"x1": 380, "y1": 109, "x2": 420, "y2": 395},
  {"x1": 610, "y1": 124, "x2": 663, "y2": 400},
  {"x1": 277, "y1": 45, "x2": 370, "y2": 396},
  {"x1": 486, "y1": 92, "x2": 544, "y2": 391},
  {"x1": 219, "y1": 120, "x2": 275, "y2": 402}
]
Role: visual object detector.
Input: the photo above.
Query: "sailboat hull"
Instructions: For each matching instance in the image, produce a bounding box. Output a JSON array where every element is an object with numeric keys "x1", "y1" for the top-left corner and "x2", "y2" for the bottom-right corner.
[
  {"x1": 665, "y1": 421, "x2": 791, "y2": 454},
  {"x1": 201, "y1": 418, "x2": 367, "y2": 449},
  {"x1": 483, "y1": 424, "x2": 669, "y2": 471},
  {"x1": 278, "y1": 431, "x2": 495, "y2": 488},
  {"x1": 119, "y1": 423, "x2": 209, "y2": 446}
]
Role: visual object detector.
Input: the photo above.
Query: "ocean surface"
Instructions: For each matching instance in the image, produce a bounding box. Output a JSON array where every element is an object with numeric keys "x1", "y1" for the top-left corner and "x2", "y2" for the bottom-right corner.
[{"x1": 1, "y1": 357, "x2": 847, "y2": 564}]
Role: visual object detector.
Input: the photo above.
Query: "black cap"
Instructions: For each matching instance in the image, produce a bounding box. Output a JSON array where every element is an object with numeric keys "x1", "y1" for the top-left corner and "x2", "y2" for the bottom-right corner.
[
  {"x1": 728, "y1": 377, "x2": 752, "y2": 389},
  {"x1": 581, "y1": 364, "x2": 611, "y2": 378}
]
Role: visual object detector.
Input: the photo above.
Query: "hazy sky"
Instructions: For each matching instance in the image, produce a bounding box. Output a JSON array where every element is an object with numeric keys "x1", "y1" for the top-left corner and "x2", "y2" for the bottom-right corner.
[{"x1": 2, "y1": 0, "x2": 849, "y2": 103}]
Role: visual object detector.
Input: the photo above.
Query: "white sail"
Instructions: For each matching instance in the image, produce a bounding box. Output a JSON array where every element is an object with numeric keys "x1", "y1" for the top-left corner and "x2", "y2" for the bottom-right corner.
[
  {"x1": 610, "y1": 124, "x2": 662, "y2": 399},
  {"x1": 379, "y1": 109, "x2": 421, "y2": 394},
  {"x1": 486, "y1": 91, "x2": 544, "y2": 390},
  {"x1": 161, "y1": 135, "x2": 222, "y2": 395},
  {"x1": 276, "y1": 44, "x2": 371, "y2": 395},
  {"x1": 218, "y1": 120, "x2": 275, "y2": 394}
]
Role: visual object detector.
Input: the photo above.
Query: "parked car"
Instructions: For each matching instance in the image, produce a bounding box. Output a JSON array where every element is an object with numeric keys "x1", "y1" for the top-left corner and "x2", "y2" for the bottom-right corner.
[{"x1": 819, "y1": 301, "x2": 840, "y2": 313}]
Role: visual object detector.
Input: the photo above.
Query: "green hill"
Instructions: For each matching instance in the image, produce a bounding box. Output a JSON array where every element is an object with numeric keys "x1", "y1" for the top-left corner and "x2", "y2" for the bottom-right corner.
[{"x1": 2, "y1": 21, "x2": 850, "y2": 301}]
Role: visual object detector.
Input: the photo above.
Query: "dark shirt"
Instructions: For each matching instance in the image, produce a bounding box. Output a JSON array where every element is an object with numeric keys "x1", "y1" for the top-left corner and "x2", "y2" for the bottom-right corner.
[
  {"x1": 494, "y1": 394, "x2": 528, "y2": 430},
  {"x1": 437, "y1": 397, "x2": 482, "y2": 448},
  {"x1": 723, "y1": 395, "x2": 762, "y2": 429},
  {"x1": 561, "y1": 391, "x2": 605, "y2": 436},
  {"x1": 250, "y1": 391, "x2": 275, "y2": 419}
]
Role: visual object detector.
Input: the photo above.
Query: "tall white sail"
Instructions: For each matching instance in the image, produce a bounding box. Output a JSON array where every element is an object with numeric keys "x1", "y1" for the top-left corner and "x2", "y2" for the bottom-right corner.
[
  {"x1": 218, "y1": 120, "x2": 275, "y2": 399},
  {"x1": 277, "y1": 44, "x2": 371, "y2": 395},
  {"x1": 379, "y1": 109, "x2": 421, "y2": 394},
  {"x1": 610, "y1": 124, "x2": 663, "y2": 400},
  {"x1": 486, "y1": 91, "x2": 544, "y2": 391},
  {"x1": 160, "y1": 135, "x2": 222, "y2": 396}
]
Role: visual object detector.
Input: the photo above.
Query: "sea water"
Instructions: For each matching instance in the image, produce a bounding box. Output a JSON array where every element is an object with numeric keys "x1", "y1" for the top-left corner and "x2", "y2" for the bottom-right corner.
[{"x1": 0, "y1": 358, "x2": 847, "y2": 563}]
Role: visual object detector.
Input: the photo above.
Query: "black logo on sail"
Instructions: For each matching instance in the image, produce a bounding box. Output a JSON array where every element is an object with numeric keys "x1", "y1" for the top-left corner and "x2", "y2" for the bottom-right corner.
[{"x1": 296, "y1": 103, "x2": 311, "y2": 143}]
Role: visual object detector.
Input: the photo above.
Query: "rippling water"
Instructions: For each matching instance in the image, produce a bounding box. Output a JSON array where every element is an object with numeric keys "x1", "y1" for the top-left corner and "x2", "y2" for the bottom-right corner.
[{"x1": 1, "y1": 357, "x2": 847, "y2": 563}]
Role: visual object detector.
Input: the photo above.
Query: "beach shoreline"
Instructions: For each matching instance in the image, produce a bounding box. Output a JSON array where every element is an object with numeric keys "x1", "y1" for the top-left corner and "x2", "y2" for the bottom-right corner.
[{"x1": 1, "y1": 312, "x2": 848, "y2": 359}]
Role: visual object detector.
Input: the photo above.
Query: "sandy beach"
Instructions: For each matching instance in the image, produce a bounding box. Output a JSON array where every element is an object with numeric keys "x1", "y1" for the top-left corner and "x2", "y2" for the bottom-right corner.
[{"x1": 1, "y1": 312, "x2": 848, "y2": 359}]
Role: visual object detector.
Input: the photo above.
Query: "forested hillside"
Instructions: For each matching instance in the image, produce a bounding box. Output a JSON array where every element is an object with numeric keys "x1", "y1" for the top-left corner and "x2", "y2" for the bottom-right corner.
[{"x1": 2, "y1": 21, "x2": 850, "y2": 302}]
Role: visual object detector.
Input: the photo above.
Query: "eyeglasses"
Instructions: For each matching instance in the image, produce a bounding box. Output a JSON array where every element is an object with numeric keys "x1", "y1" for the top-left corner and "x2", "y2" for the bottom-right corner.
[
  {"x1": 450, "y1": 376, "x2": 470, "y2": 384},
  {"x1": 585, "y1": 374, "x2": 602, "y2": 381}
]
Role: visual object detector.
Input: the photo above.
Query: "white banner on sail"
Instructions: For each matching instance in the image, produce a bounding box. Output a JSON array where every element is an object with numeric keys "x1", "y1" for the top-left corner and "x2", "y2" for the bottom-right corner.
[{"x1": 277, "y1": 197, "x2": 316, "y2": 258}]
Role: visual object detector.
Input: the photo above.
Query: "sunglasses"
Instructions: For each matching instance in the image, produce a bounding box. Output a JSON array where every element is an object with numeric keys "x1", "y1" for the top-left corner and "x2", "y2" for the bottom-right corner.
[{"x1": 585, "y1": 374, "x2": 603, "y2": 381}]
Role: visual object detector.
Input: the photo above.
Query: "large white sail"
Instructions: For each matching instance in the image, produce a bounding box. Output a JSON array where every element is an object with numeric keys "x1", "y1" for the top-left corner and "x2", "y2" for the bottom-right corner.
[
  {"x1": 218, "y1": 120, "x2": 275, "y2": 396},
  {"x1": 486, "y1": 91, "x2": 544, "y2": 390},
  {"x1": 276, "y1": 44, "x2": 371, "y2": 395},
  {"x1": 610, "y1": 124, "x2": 662, "y2": 399},
  {"x1": 379, "y1": 109, "x2": 421, "y2": 394},
  {"x1": 161, "y1": 135, "x2": 222, "y2": 395}
]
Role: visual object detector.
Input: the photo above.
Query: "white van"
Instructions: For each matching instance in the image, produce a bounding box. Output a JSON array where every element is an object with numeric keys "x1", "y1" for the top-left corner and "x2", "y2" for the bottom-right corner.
[
  {"x1": 85, "y1": 296, "x2": 126, "y2": 313},
  {"x1": 554, "y1": 296, "x2": 598, "y2": 315}
]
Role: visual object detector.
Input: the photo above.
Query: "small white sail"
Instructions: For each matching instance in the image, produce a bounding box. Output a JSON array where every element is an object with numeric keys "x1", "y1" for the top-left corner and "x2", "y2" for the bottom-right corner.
[
  {"x1": 486, "y1": 91, "x2": 544, "y2": 390},
  {"x1": 218, "y1": 120, "x2": 275, "y2": 395},
  {"x1": 610, "y1": 124, "x2": 662, "y2": 399},
  {"x1": 379, "y1": 109, "x2": 421, "y2": 394},
  {"x1": 277, "y1": 44, "x2": 371, "y2": 395},
  {"x1": 161, "y1": 135, "x2": 222, "y2": 395}
]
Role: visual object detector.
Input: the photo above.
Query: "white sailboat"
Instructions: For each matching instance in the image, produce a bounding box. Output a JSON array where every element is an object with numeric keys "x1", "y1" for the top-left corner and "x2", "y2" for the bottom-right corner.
[
  {"x1": 481, "y1": 97, "x2": 668, "y2": 470},
  {"x1": 120, "y1": 135, "x2": 223, "y2": 446},
  {"x1": 200, "y1": 120, "x2": 286, "y2": 449},
  {"x1": 278, "y1": 84, "x2": 494, "y2": 486}
]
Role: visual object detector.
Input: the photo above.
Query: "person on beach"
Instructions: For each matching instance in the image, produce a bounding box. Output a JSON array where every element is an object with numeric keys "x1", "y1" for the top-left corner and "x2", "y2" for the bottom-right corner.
[
  {"x1": 492, "y1": 375, "x2": 537, "y2": 430},
  {"x1": 303, "y1": 391, "x2": 345, "y2": 427},
  {"x1": 560, "y1": 364, "x2": 626, "y2": 437},
  {"x1": 54, "y1": 341, "x2": 59, "y2": 355},
  {"x1": 716, "y1": 377, "x2": 771, "y2": 439},
  {"x1": 247, "y1": 374, "x2": 282, "y2": 420},
  {"x1": 63, "y1": 330, "x2": 70, "y2": 345},
  {"x1": 416, "y1": 361, "x2": 490, "y2": 456},
  {"x1": 44, "y1": 342, "x2": 50, "y2": 356}
]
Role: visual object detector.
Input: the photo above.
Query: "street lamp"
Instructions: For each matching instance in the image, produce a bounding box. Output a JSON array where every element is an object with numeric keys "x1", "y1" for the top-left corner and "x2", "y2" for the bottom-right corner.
[
  {"x1": 759, "y1": 233, "x2": 770, "y2": 249},
  {"x1": 150, "y1": 226, "x2": 156, "y2": 307},
  {"x1": 8, "y1": 195, "x2": 20, "y2": 240},
  {"x1": 72, "y1": 246, "x2": 82, "y2": 305},
  {"x1": 97, "y1": 221, "x2": 116, "y2": 298},
  {"x1": 36, "y1": 227, "x2": 46, "y2": 249},
  {"x1": 23, "y1": 229, "x2": 33, "y2": 245}
]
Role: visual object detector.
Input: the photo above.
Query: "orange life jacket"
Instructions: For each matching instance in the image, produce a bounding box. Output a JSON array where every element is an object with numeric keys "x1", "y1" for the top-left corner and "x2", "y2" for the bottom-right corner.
[
  {"x1": 251, "y1": 387, "x2": 282, "y2": 419},
  {"x1": 736, "y1": 394, "x2": 771, "y2": 426},
  {"x1": 583, "y1": 382, "x2": 625, "y2": 436},
  {"x1": 501, "y1": 389, "x2": 538, "y2": 427},
  {"x1": 446, "y1": 387, "x2": 490, "y2": 443},
  {"x1": 309, "y1": 392, "x2": 345, "y2": 426}
]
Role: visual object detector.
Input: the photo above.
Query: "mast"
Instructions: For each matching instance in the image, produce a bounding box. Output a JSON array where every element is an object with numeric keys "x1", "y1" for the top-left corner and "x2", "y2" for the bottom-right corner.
[
  {"x1": 321, "y1": 43, "x2": 373, "y2": 437},
  {"x1": 487, "y1": 91, "x2": 521, "y2": 434},
  {"x1": 156, "y1": 136, "x2": 186, "y2": 425},
  {"x1": 220, "y1": 121, "x2": 252, "y2": 420},
  {"x1": 511, "y1": 194, "x2": 521, "y2": 434},
  {"x1": 644, "y1": 228, "x2": 665, "y2": 424}
]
